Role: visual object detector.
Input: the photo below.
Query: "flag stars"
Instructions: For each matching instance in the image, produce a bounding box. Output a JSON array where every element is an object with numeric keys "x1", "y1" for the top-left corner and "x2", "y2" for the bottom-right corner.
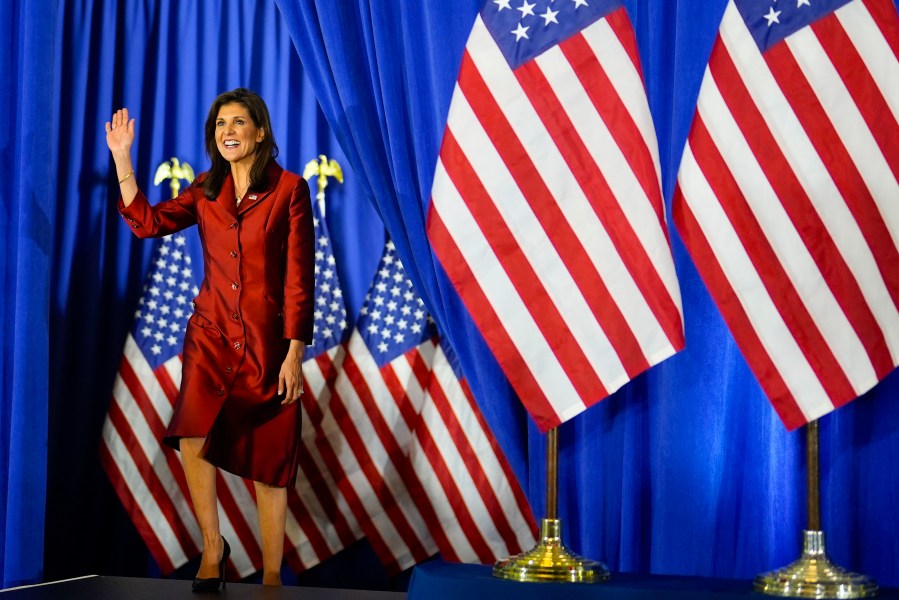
[
  {"x1": 541, "y1": 7, "x2": 559, "y2": 24},
  {"x1": 494, "y1": 0, "x2": 511, "y2": 9},
  {"x1": 573, "y1": 0, "x2": 588, "y2": 7},
  {"x1": 796, "y1": 0, "x2": 810, "y2": 5},
  {"x1": 764, "y1": 6, "x2": 781, "y2": 25},
  {"x1": 512, "y1": 22, "x2": 530, "y2": 41},
  {"x1": 517, "y1": 0, "x2": 536, "y2": 17}
]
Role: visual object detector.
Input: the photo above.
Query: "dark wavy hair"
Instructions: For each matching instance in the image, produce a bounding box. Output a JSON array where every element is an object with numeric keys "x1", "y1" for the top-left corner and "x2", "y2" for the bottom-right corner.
[{"x1": 201, "y1": 88, "x2": 279, "y2": 200}]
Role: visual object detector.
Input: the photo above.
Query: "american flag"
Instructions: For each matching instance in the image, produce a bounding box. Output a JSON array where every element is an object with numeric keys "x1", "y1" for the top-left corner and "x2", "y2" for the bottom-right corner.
[
  {"x1": 286, "y1": 199, "x2": 365, "y2": 569},
  {"x1": 673, "y1": 0, "x2": 899, "y2": 428},
  {"x1": 321, "y1": 241, "x2": 536, "y2": 572},
  {"x1": 427, "y1": 0, "x2": 685, "y2": 431},
  {"x1": 101, "y1": 200, "x2": 363, "y2": 576}
]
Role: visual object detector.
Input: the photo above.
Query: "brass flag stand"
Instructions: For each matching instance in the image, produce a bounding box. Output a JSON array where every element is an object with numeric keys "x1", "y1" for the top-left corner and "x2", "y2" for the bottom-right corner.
[
  {"x1": 493, "y1": 427, "x2": 610, "y2": 583},
  {"x1": 754, "y1": 419, "x2": 877, "y2": 598}
]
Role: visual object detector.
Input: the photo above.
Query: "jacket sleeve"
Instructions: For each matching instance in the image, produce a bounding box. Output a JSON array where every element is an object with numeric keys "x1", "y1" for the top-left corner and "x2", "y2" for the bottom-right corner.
[
  {"x1": 118, "y1": 179, "x2": 201, "y2": 238},
  {"x1": 282, "y1": 177, "x2": 315, "y2": 343}
]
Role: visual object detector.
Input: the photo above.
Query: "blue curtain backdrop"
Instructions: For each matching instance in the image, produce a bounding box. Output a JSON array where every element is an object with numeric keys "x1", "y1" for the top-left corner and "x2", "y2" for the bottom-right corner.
[
  {"x1": 0, "y1": 0, "x2": 58, "y2": 588},
  {"x1": 276, "y1": 0, "x2": 899, "y2": 585},
  {"x1": 1, "y1": 0, "x2": 898, "y2": 590}
]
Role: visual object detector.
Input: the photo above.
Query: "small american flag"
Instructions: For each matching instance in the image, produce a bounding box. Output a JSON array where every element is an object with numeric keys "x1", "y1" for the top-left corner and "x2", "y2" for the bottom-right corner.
[
  {"x1": 674, "y1": 0, "x2": 899, "y2": 427},
  {"x1": 323, "y1": 241, "x2": 536, "y2": 572},
  {"x1": 428, "y1": 0, "x2": 685, "y2": 431}
]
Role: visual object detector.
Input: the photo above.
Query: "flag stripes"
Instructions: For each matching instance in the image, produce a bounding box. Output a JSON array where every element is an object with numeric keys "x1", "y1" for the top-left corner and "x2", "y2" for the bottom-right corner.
[
  {"x1": 410, "y1": 345, "x2": 535, "y2": 560},
  {"x1": 429, "y1": 8, "x2": 684, "y2": 430},
  {"x1": 674, "y1": 0, "x2": 899, "y2": 427}
]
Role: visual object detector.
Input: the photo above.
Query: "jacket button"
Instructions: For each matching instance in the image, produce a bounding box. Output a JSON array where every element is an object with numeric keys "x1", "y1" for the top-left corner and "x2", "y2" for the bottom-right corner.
[
  {"x1": 234, "y1": 342, "x2": 242, "y2": 350},
  {"x1": 229, "y1": 222, "x2": 237, "y2": 229},
  {"x1": 231, "y1": 282, "x2": 239, "y2": 290},
  {"x1": 225, "y1": 366, "x2": 233, "y2": 374},
  {"x1": 217, "y1": 388, "x2": 225, "y2": 396},
  {"x1": 231, "y1": 312, "x2": 239, "y2": 320},
  {"x1": 230, "y1": 251, "x2": 238, "y2": 258},
  {"x1": 131, "y1": 224, "x2": 139, "y2": 228}
]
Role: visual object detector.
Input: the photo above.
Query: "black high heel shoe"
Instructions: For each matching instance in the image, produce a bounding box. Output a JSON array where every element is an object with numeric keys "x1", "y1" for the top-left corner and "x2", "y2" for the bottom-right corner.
[{"x1": 192, "y1": 536, "x2": 230, "y2": 593}]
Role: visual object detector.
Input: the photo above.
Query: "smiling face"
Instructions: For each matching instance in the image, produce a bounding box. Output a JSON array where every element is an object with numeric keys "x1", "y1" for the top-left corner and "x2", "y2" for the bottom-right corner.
[{"x1": 215, "y1": 103, "x2": 265, "y2": 168}]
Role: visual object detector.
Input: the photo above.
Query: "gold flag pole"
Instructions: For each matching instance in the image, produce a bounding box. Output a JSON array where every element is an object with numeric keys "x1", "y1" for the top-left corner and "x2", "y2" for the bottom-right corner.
[
  {"x1": 493, "y1": 427, "x2": 610, "y2": 583},
  {"x1": 154, "y1": 157, "x2": 195, "y2": 199},
  {"x1": 754, "y1": 419, "x2": 877, "y2": 598},
  {"x1": 304, "y1": 154, "x2": 344, "y2": 218}
]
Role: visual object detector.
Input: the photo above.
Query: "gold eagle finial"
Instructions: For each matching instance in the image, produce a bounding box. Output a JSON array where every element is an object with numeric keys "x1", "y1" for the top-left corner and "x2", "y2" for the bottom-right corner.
[{"x1": 154, "y1": 157, "x2": 196, "y2": 199}]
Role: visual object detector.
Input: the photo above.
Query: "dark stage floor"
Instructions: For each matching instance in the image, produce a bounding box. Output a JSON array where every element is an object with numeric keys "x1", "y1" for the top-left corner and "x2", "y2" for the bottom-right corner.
[{"x1": 0, "y1": 576, "x2": 406, "y2": 600}]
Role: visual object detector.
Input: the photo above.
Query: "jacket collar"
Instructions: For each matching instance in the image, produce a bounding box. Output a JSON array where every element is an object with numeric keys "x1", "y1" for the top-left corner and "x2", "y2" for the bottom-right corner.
[{"x1": 219, "y1": 161, "x2": 283, "y2": 216}]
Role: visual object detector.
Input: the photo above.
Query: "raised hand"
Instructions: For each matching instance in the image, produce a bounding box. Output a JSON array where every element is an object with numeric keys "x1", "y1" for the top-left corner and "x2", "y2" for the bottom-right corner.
[{"x1": 105, "y1": 108, "x2": 135, "y2": 154}]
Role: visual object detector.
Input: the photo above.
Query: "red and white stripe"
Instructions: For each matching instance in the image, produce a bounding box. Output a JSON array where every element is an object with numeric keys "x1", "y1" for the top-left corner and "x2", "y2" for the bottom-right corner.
[
  {"x1": 323, "y1": 332, "x2": 536, "y2": 570},
  {"x1": 673, "y1": 0, "x2": 899, "y2": 428},
  {"x1": 101, "y1": 334, "x2": 361, "y2": 576},
  {"x1": 406, "y1": 343, "x2": 536, "y2": 562},
  {"x1": 428, "y1": 8, "x2": 684, "y2": 431}
]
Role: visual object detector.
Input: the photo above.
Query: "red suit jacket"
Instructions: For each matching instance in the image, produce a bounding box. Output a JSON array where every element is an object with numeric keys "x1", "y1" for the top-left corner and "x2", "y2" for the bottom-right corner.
[{"x1": 119, "y1": 162, "x2": 314, "y2": 487}]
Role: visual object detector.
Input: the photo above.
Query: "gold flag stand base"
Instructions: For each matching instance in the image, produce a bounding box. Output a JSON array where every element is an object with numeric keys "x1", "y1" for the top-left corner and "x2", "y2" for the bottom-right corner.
[
  {"x1": 492, "y1": 518, "x2": 611, "y2": 583},
  {"x1": 754, "y1": 530, "x2": 878, "y2": 598}
]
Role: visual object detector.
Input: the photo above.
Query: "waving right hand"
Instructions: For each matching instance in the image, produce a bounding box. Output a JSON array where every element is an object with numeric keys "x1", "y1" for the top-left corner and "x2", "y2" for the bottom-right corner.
[{"x1": 105, "y1": 108, "x2": 135, "y2": 154}]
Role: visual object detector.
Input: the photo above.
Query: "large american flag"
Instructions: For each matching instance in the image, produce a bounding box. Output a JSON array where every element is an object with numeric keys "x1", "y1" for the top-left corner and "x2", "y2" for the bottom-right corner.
[
  {"x1": 673, "y1": 0, "x2": 899, "y2": 429},
  {"x1": 101, "y1": 199, "x2": 362, "y2": 576},
  {"x1": 427, "y1": 0, "x2": 685, "y2": 431},
  {"x1": 320, "y1": 241, "x2": 537, "y2": 572}
]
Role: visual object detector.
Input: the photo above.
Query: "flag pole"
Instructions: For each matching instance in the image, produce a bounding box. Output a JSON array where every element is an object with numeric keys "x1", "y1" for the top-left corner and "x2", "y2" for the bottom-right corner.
[
  {"x1": 754, "y1": 419, "x2": 877, "y2": 598},
  {"x1": 493, "y1": 427, "x2": 610, "y2": 583}
]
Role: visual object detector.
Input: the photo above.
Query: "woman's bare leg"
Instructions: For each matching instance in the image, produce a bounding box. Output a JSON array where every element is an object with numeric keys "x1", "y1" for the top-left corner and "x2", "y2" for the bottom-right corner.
[
  {"x1": 180, "y1": 437, "x2": 224, "y2": 578},
  {"x1": 254, "y1": 481, "x2": 287, "y2": 585}
]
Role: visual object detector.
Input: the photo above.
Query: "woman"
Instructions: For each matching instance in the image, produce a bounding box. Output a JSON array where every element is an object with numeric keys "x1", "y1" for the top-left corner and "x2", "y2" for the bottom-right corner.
[{"x1": 105, "y1": 88, "x2": 314, "y2": 590}]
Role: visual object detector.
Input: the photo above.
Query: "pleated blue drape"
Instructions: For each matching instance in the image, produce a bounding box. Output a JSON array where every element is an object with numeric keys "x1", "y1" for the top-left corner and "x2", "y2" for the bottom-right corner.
[
  {"x1": 277, "y1": 0, "x2": 899, "y2": 585},
  {"x1": 0, "y1": 0, "x2": 58, "y2": 588}
]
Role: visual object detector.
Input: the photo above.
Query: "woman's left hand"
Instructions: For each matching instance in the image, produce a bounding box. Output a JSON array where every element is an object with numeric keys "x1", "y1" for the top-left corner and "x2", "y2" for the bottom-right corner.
[{"x1": 278, "y1": 340, "x2": 307, "y2": 405}]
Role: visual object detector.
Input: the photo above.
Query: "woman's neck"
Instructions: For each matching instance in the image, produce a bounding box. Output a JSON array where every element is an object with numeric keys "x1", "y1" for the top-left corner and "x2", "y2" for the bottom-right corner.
[{"x1": 230, "y1": 163, "x2": 252, "y2": 195}]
